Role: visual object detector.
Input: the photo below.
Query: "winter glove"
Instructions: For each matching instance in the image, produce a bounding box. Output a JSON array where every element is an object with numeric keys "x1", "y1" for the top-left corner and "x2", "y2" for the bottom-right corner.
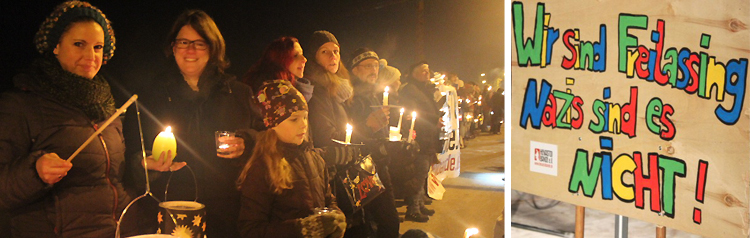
[
  {"x1": 327, "y1": 216, "x2": 347, "y2": 238},
  {"x1": 299, "y1": 210, "x2": 347, "y2": 238},
  {"x1": 365, "y1": 107, "x2": 390, "y2": 132},
  {"x1": 405, "y1": 140, "x2": 421, "y2": 158}
]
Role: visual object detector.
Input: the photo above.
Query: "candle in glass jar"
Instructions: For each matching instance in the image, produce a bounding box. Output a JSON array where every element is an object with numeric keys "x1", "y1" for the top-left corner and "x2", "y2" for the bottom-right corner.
[
  {"x1": 153, "y1": 126, "x2": 176, "y2": 162},
  {"x1": 383, "y1": 86, "x2": 389, "y2": 106},
  {"x1": 345, "y1": 123, "x2": 353, "y2": 144},
  {"x1": 408, "y1": 111, "x2": 417, "y2": 142}
]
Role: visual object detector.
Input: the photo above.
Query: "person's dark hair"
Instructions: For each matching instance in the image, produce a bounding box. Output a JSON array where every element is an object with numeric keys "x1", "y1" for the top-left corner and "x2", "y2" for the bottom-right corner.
[
  {"x1": 243, "y1": 36, "x2": 299, "y2": 93},
  {"x1": 165, "y1": 9, "x2": 229, "y2": 73}
]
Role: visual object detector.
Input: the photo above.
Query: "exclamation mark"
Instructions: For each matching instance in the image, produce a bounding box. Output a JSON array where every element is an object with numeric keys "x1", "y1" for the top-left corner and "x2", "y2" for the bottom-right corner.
[{"x1": 693, "y1": 160, "x2": 708, "y2": 224}]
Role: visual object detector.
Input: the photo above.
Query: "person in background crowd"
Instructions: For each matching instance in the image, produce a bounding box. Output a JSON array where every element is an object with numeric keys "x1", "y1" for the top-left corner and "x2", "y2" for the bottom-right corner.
[
  {"x1": 459, "y1": 81, "x2": 479, "y2": 141},
  {"x1": 346, "y1": 47, "x2": 400, "y2": 237},
  {"x1": 397, "y1": 62, "x2": 440, "y2": 222},
  {"x1": 122, "y1": 9, "x2": 260, "y2": 238},
  {"x1": 446, "y1": 73, "x2": 463, "y2": 92},
  {"x1": 237, "y1": 80, "x2": 346, "y2": 238},
  {"x1": 490, "y1": 78, "x2": 504, "y2": 135},
  {"x1": 243, "y1": 36, "x2": 314, "y2": 101},
  {"x1": 0, "y1": 1, "x2": 136, "y2": 236}
]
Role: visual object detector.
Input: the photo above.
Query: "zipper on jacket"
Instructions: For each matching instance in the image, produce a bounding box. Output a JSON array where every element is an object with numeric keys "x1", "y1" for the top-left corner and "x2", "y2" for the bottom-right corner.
[{"x1": 93, "y1": 123, "x2": 119, "y2": 220}]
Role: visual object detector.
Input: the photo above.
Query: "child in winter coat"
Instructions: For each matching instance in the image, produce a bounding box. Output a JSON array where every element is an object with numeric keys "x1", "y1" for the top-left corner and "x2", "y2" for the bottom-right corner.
[{"x1": 237, "y1": 80, "x2": 346, "y2": 238}]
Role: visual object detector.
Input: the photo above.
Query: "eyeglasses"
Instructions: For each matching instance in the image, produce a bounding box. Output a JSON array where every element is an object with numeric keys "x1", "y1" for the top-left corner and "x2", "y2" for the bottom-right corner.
[
  {"x1": 174, "y1": 39, "x2": 208, "y2": 50},
  {"x1": 357, "y1": 63, "x2": 379, "y2": 70}
]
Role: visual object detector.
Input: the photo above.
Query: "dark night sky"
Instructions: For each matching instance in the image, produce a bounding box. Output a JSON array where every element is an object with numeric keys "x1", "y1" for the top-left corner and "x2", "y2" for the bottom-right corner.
[{"x1": 0, "y1": 0, "x2": 504, "y2": 98}]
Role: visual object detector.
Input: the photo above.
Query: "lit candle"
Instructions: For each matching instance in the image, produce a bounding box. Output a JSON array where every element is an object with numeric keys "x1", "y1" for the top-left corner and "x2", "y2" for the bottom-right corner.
[
  {"x1": 153, "y1": 126, "x2": 176, "y2": 162},
  {"x1": 464, "y1": 228, "x2": 479, "y2": 238},
  {"x1": 383, "y1": 86, "x2": 389, "y2": 106},
  {"x1": 345, "y1": 123, "x2": 353, "y2": 144},
  {"x1": 408, "y1": 111, "x2": 417, "y2": 143},
  {"x1": 397, "y1": 108, "x2": 405, "y2": 131}
]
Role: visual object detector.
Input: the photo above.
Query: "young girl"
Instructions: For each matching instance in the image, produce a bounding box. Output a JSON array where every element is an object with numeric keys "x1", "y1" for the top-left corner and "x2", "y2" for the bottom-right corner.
[{"x1": 237, "y1": 80, "x2": 346, "y2": 238}]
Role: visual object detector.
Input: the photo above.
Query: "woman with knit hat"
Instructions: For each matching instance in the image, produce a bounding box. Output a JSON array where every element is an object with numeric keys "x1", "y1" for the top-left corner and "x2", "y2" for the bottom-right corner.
[
  {"x1": 237, "y1": 80, "x2": 346, "y2": 238},
  {"x1": 303, "y1": 30, "x2": 382, "y2": 236},
  {"x1": 0, "y1": 1, "x2": 135, "y2": 236}
]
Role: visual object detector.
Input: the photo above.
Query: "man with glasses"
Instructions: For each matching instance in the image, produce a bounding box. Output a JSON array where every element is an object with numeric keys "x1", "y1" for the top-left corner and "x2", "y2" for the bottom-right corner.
[{"x1": 345, "y1": 47, "x2": 401, "y2": 237}]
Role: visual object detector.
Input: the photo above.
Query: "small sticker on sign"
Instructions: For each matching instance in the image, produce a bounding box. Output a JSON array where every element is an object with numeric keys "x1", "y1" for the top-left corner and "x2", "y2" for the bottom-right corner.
[{"x1": 530, "y1": 141, "x2": 558, "y2": 176}]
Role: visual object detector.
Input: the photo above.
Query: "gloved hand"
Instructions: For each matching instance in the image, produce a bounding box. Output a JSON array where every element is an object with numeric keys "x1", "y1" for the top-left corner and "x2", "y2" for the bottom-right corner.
[
  {"x1": 404, "y1": 140, "x2": 421, "y2": 158},
  {"x1": 299, "y1": 210, "x2": 347, "y2": 238}
]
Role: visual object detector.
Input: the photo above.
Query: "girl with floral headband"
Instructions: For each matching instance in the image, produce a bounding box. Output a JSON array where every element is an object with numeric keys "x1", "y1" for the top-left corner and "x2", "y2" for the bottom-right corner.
[{"x1": 237, "y1": 80, "x2": 346, "y2": 238}]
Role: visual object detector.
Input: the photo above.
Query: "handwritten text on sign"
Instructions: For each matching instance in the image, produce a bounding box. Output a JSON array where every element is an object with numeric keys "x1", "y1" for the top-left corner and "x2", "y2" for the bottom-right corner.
[{"x1": 513, "y1": 1, "x2": 748, "y2": 226}]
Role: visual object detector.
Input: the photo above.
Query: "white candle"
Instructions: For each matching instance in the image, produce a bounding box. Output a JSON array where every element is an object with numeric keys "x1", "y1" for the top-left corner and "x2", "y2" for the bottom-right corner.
[
  {"x1": 397, "y1": 108, "x2": 405, "y2": 131},
  {"x1": 345, "y1": 123, "x2": 353, "y2": 144},
  {"x1": 408, "y1": 111, "x2": 417, "y2": 142},
  {"x1": 153, "y1": 126, "x2": 176, "y2": 162},
  {"x1": 383, "y1": 86, "x2": 389, "y2": 106}
]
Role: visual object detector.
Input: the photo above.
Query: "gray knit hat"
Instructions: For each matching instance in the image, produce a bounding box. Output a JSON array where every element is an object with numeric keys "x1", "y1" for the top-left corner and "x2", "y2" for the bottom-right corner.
[{"x1": 34, "y1": 1, "x2": 115, "y2": 63}]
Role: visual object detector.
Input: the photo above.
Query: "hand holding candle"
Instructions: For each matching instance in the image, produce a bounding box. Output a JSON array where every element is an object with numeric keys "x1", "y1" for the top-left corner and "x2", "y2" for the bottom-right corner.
[
  {"x1": 383, "y1": 86, "x2": 390, "y2": 106},
  {"x1": 345, "y1": 124, "x2": 353, "y2": 144},
  {"x1": 408, "y1": 111, "x2": 417, "y2": 143},
  {"x1": 153, "y1": 126, "x2": 177, "y2": 162}
]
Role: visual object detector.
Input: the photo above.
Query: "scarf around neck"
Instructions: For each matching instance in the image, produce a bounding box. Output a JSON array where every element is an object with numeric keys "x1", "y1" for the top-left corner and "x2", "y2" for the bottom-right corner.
[{"x1": 23, "y1": 57, "x2": 116, "y2": 122}]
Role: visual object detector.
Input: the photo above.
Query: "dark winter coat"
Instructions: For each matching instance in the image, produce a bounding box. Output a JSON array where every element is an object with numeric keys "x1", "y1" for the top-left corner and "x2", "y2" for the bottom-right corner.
[
  {"x1": 347, "y1": 80, "x2": 388, "y2": 142},
  {"x1": 238, "y1": 141, "x2": 339, "y2": 238},
  {"x1": 123, "y1": 65, "x2": 261, "y2": 237},
  {"x1": 0, "y1": 72, "x2": 131, "y2": 237},
  {"x1": 308, "y1": 82, "x2": 350, "y2": 149},
  {"x1": 399, "y1": 78, "x2": 442, "y2": 155}
]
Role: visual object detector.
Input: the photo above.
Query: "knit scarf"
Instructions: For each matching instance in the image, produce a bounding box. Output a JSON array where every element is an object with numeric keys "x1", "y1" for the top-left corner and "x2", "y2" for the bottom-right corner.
[
  {"x1": 26, "y1": 57, "x2": 115, "y2": 122},
  {"x1": 335, "y1": 77, "x2": 354, "y2": 103}
]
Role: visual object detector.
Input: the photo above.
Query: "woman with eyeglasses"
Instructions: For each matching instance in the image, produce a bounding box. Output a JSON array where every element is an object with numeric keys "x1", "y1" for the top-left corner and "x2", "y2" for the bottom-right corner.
[{"x1": 122, "y1": 9, "x2": 261, "y2": 238}]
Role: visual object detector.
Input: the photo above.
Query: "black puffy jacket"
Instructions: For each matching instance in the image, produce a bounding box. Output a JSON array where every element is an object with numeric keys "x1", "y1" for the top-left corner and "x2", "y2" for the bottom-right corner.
[{"x1": 0, "y1": 73, "x2": 131, "y2": 237}]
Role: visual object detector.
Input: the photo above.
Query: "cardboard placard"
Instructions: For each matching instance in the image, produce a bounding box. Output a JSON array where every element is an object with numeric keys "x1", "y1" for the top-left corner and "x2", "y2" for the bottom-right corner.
[{"x1": 511, "y1": 1, "x2": 750, "y2": 237}]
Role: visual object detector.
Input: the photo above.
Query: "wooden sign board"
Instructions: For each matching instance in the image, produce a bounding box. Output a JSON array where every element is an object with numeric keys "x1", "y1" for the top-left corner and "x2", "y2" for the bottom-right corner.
[{"x1": 510, "y1": 0, "x2": 750, "y2": 237}]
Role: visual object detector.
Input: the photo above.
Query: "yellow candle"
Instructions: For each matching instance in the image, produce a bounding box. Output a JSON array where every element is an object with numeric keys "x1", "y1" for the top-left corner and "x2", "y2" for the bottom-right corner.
[
  {"x1": 345, "y1": 124, "x2": 353, "y2": 144},
  {"x1": 383, "y1": 86, "x2": 389, "y2": 106},
  {"x1": 152, "y1": 126, "x2": 176, "y2": 162},
  {"x1": 408, "y1": 111, "x2": 417, "y2": 142}
]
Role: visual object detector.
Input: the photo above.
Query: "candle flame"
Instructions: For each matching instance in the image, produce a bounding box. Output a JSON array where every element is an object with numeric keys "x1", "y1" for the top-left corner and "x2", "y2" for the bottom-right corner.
[
  {"x1": 346, "y1": 123, "x2": 352, "y2": 130},
  {"x1": 400, "y1": 108, "x2": 405, "y2": 113},
  {"x1": 384, "y1": 86, "x2": 390, "y2": 92},
  {"x1": 166, "y1": 126, "x2": 172, "y2": 133},
  {"x1": 411, "y1": 111, "x2": 417, "y2": 117},
  {"x1": 464, "y1": 228, "x2": 479, "y2": 238}
]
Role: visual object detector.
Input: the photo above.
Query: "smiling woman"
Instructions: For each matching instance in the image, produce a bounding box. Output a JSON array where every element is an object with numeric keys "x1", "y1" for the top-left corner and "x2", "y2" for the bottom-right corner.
[
  {"x1": 0, "y1": 1, "x2": 137, "y2": 237},
  {"x1": 121, "y1": 8, "x2": 263, "y2": 238},
  {"x1": 54, "y1": 20, "x2": 105, "y2": 79}
]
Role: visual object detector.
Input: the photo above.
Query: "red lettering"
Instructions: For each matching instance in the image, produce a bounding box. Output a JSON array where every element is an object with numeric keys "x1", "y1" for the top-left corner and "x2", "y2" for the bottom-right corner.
[
  {"x1": 653, "y1": 20, "x2": 669, "y2": 85},
  {"x1": 561, "y1": 30, "x2": 577, "y2": 69},
  {"x1": 571, "y1": 96, "x2": 584, "y2": 129},
  {"x1": 660, "y1": 104, "x2": 675, "y2": 140},
  {"x1": 621, "y1": 87, "x2": 638, "y2": 138},
  {"x1": 543, "y1": 94, "x2": 558, "y2": 127},
  {"x1": 635, "y1": 46, "x2": 650, "y2": 79},
  {"x1": 684, "y1": 54, "x2": 700, "y2": 93},
  {"x1": 634, "y1": 153, "x2": 661, "y2": 213}
]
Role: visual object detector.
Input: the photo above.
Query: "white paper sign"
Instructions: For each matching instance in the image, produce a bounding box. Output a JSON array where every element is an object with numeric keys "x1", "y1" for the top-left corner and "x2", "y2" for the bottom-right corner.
[{"x1": 529, "y1": 141, "x2": 558, "y2": 176}]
